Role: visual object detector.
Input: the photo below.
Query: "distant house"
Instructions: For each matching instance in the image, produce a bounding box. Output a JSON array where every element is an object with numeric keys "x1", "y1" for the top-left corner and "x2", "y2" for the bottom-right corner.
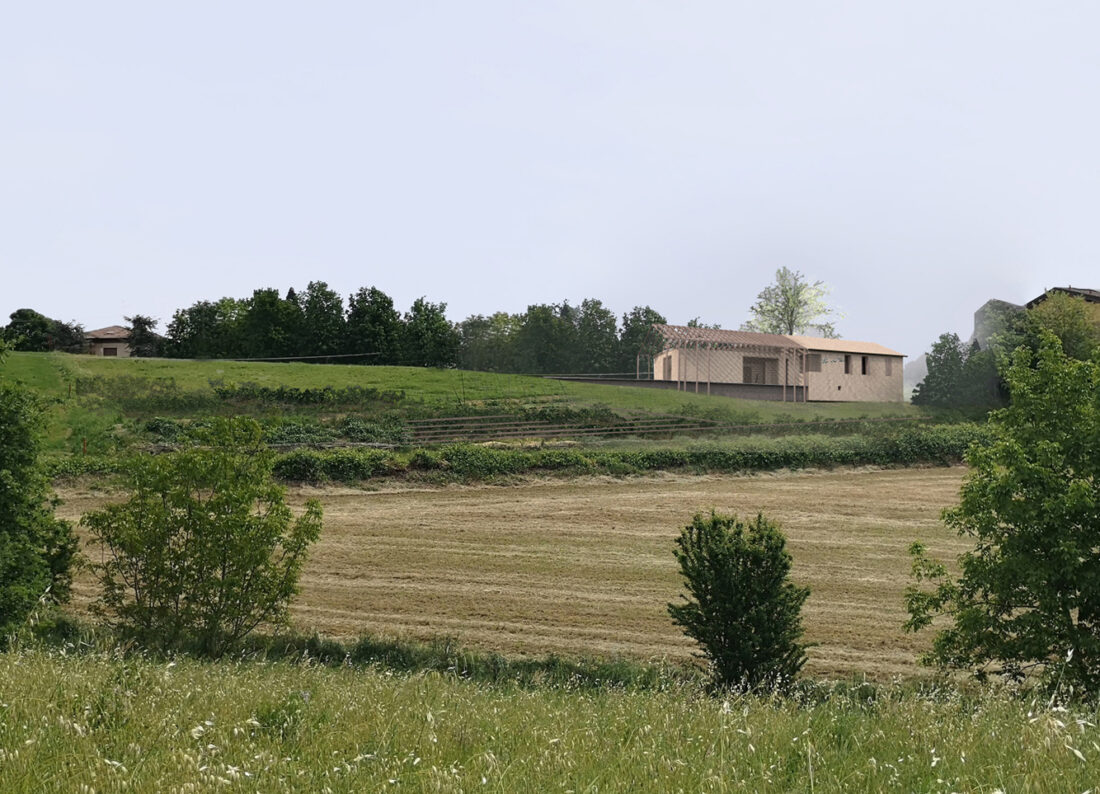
[
  {"x1": 1025, "y1": 286, "x2": 1100, "y2": 309},
  {"x1": 85, "y1": 325, "x2": 131, "y2": 357},
  {"x1": 647, "y1": 325, "x2": 905, "y2": 403}
]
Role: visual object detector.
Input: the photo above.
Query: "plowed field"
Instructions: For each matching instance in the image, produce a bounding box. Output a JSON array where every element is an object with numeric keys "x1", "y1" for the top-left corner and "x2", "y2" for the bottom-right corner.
[{"x1": 60, "y1": 466, "x2": 970, "y2": 679}]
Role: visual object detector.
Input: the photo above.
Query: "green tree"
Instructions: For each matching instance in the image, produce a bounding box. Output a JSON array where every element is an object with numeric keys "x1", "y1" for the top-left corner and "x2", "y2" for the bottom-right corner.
[
  {"x1": 911, "y1": 333, "x2": 966, "y2": 407},
  {"x1": 669, "y1": 511, "x2": 810, "y2": 690},
  {"x1": 124, "y1": 314, "x2": 161, "y2": 357},
  {"x1": 457, "y1": 312, "x2": 520, "y2": 372},
  {"x1": 0, "y1": 341, "x2": 78, "y2": 639},
  {"x1": 400, "y1": 298, "x2": 459, "y2": 367},
  {"x1": 298, "y1": 281, "x2": 346, "y2": 357},
  {"x1": 905, "y1": 332, "x2": 1100, "y2": 689},
  {"x1": 741, "y1": 267, "x2": 840, "y2": 337},
  {"x1": 83, "y1": 418, "x2": 322, "y2": 656},
  {"x1": 618, "y1": 305, "x2": 667, "y2": 374},
  {"x1": 345, "y1": 286, "x2": 402, "y2": 363},
  {"x1": 2, "y1": 309, "x2": 84, "y2": 353},
  {"x1": 1026, "y1": 291, "x2": 1100, "y2": 361},
  {"x1": 513, "y1": 303, "x2": 577, "y2": 374},
  {"x1": 165, "y1": 298, "x2": 246, "y2": 358},
  {"x1": 573, "y1": 299, "x2": 619, "y2": 373}
]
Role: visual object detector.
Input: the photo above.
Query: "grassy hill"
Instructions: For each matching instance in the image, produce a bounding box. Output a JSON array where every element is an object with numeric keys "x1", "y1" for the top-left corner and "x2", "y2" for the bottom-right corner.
[{"x1": 2, "y1": 352, "x2": 922, "y2": 457}]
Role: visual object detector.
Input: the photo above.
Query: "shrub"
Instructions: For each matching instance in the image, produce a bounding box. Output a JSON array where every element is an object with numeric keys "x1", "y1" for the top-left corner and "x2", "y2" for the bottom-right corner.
[
  {"x1": 83, "y1": 417, "x2": 322, "y2": 656},
  {"x1": 669, "y1": 511, "x2": 809, "y2": 691},
  {"x1": 0, "y1": 351, "x2": 78, "y2": 638}
]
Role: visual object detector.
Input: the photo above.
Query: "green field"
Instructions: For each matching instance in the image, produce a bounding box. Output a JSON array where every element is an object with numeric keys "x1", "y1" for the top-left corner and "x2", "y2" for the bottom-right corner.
[
  {"x1": 3, "y1": 647, "x2": 1096, "y2": 793},
  {"x1": 1, "y1": 352, "x2": 923, "y2": 457}
]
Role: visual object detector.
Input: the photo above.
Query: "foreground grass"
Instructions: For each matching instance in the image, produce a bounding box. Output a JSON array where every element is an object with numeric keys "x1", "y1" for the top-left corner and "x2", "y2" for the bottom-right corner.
[{"x1": 3, "y1": 648, "x2": 1098, "y2": 792}]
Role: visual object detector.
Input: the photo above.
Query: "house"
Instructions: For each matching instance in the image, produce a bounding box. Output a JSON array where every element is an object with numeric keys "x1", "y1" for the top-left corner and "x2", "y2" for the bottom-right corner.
[
  {"x1": 85, "y1": 325, "x2": 131, "y2": 357},
  {"x1": 646, "y1": 324, "x2": 905, "y2": 403}
]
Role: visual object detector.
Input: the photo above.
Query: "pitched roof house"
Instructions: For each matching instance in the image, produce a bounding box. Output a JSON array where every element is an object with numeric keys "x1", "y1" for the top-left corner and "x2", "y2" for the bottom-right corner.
[
  {"x1": 85, "y1": 325, "x2": 131, "y2": 357},
  {"x1": 647, "y1": 324, "x2": 905, "y2": 403}
]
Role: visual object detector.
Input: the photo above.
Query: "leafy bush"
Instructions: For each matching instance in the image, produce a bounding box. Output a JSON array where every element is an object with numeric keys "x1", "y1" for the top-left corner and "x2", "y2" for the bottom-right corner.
[
  {"x1": 82, "y1": 417, "x2": 323, "y2": 656},
  {"x1": 669, "y1": 511, "x2": 810, "y2": 691},
  {"x1": 0, "y1": 360, "x2": 78, "y2": 638},
  {"x1": 210, "y1": 381, "x2": 404, "y2": 408}
]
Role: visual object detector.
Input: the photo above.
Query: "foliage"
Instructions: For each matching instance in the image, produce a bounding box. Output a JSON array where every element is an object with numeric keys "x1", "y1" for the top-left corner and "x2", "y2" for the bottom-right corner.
[
  {"x1": 83, "y1": 417, "x2": 323, "y2": 656},
  {"x1": 618, "y1": 305, "x2": 667, "y2": 372},
  {"x1": 911, "y1": 332, "x2": 1004, "y2": 409},
  {"x1": 1025, "y1": 291, "x2": 1100, "y2": 361},
  {"x1": 297, "y1": 281, "x2": 346, "y2": 357},
  {"x1": 2, "y1": 308, "x2": 84, "y2": 353},
  {"x1": 346, "y1": 286, "x2": 402, "y2": 364},
  {"x1": 741, "y1": 267, "x2": 841, "y2": 337},
  {"x1": 0, "y1": 349, "x2": 77, "y2": 638},
  {"x1": 400, "y1": 297, "x2": 460, "y2": 367},
  {"x1": 905, "y1": 333, "x2": 1100, "y2": 690},
  {"x1": 669, "y1": 511, "x2": 810, "y2": 690},
  {"x1": 124, "y1": 314, "x2": 161, "y2": 357}
]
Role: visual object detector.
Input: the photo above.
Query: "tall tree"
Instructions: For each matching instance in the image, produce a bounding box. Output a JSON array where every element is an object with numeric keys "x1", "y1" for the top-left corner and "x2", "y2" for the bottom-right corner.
[
  {"x1": 345, "y1": 286, "x2": 401, "y2": 363},
  {"x1": 573, "y1": 299, "x2": 620, "y2": 373},
  {"x1": 124, "y1": 315, "x2": 161, "y2": 357},
  {"x1": 240, "y1": 288, "x2": 300, "y2": 358},
  {"x1": 1026, "y1": 291, "x2": 1100, "y2": 361},
  {"x1": 400, "y1": 297, "x2": 459, "y2": 367},
  {"x1": 618, "y1": 305, "x2": 667, "y2": 374},
  {"x1": 906, "y1": 332, "x2": 1100, "y2": 689},
  {"x1": 457, "y1": 312, "x2": 520, "y2": 372},
  {"x1": 298, "y1": 281, "x2": 345, "y2": 357},
  {"x1": 911, "y1": 333, "x2": 966, "y2": 407},
  {"x1": 513, "y1": 303, "x2": 577, "y2": 374},
  {"x1": 741, "y1": 267, "x2": 840, "y2": 337}
]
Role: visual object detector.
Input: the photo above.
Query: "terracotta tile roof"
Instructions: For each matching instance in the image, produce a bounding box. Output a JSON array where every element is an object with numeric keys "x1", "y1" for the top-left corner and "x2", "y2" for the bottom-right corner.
[
  {"x1": 85, "y1": 325, "x2": 130, "y2": 339},
  {"x1": 786, "y1": 335, "x2": 904, "y2": 357},
  {"x1": 652, "y1": 324, "x2": 804, "y2": 348}
]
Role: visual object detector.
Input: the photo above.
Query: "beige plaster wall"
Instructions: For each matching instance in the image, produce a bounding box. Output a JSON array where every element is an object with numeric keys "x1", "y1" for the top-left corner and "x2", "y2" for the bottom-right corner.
[
  {"x1": 88, "y1": 340, "x2": 131, "y2": 357},
  {"x1": 805, "y1": 352, "x2": 903, "y2": 402},
  {"x1": 653, "y1": 348, "x2": 801, "y2": 388}
]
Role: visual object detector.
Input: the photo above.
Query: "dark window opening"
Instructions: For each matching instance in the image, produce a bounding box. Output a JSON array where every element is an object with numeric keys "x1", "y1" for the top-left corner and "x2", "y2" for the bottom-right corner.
[
  {"x1": 861, "y1": 355, "x2": 868, "y2": 375},
  {"x1": 885, "y1": 358, "x2": 893, "y2": 376},
  {"x1": 806, "y1": 353, "x2": 821, "y2": 372},
  {"x1": 102, "y1": 347, "x2": 117, "y2": 357},
  {"x1": 844, "y1": 354, "x2": 851, "y2": 374}
]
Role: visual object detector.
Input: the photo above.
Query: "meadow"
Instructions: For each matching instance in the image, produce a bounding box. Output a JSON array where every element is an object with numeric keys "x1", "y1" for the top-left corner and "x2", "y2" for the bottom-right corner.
[
  {"x1": 3, "y1": 647, "x2": 1098, "y2": 793},
  {"x1": 60, "y1": 467, "x2": 970, "y2": 680}
]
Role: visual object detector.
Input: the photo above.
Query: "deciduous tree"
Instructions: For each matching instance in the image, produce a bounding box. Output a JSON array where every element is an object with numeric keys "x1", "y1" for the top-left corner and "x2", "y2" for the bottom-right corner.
[
  {"x1": 905, "y1": 332, "x2": 1100, "y2": 689},
  {"x1": 741, "y1": 267, "x2": 840, "y2": 337}
]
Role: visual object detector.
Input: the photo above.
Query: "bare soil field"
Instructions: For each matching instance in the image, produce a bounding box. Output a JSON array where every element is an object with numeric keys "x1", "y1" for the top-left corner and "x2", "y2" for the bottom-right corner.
[{"x1": 59, "y1": 466, "x2": 970, "y2": 679}]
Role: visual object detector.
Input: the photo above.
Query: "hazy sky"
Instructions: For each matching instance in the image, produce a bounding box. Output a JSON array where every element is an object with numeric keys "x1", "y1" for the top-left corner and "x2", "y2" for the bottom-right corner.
[{"x1": 3, "y1": 2, "x2": 1099, "y2": 360}]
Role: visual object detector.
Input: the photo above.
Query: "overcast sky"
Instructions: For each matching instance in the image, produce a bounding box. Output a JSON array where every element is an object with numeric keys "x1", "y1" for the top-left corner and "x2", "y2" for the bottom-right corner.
[{"x1": 3, "y1": 2, "x2": 1099, "y2": 359}]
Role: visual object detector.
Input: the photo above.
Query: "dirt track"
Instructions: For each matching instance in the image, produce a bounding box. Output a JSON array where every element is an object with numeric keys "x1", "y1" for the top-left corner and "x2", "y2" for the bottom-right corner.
[{"x1": 59, "y1": 467, "x2": 970, "y2": 679}]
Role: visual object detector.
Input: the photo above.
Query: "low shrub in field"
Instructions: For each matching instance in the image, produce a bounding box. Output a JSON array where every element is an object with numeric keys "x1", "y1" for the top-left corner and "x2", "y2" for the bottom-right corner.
[
  {"x1": 74, "y1": 375, "x2": 220, "y2": 412},
  {"x1": 669, "y1": 511, "x2": 810, "y2": 691},
  {"x1": 272, "y1": 448, "x2": 401, "y2": 482}
]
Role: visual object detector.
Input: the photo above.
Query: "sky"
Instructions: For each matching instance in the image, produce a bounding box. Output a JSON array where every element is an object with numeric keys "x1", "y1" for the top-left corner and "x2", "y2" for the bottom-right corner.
[{"x1": 3, "y1": 1, "x2": 1099, "y2": 360}]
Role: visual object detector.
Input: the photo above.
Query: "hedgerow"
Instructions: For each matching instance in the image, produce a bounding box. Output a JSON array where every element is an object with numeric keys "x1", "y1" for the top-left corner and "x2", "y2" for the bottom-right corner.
[{"x1": 46, "y1": 424, "x2": 991, "y2": 484}]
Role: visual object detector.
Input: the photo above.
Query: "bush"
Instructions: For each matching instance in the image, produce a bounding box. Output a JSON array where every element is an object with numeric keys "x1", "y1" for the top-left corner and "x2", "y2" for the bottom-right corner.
[
  {"x1": 669, "y1": 511, "x2": 809, "y2": 691},
  {"x1": 0, "y1": 352, "x2": 78, "y2": 638},
  {"x1": 82, "y1": 417, "x2": 322, "y2": 656}
]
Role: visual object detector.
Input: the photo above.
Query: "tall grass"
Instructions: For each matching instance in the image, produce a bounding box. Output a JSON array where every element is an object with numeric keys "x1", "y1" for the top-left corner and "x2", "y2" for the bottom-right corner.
[{"x1": 2, "y1": 647, "x2": 1097, "y2": 792}]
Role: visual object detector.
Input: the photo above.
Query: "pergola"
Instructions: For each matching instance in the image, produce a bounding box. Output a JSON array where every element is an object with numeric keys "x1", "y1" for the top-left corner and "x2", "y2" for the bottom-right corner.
[{"x1": 639, "y1": 324, "x2": 810, "y2": 402}]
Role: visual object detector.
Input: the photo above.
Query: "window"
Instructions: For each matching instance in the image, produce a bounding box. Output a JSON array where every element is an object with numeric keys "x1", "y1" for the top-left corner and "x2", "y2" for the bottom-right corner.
[
  {"x1": 861, "y1": 355, "x2": 868, "y2": 375},
  {"x1": 102, "y1": 347, "x2": 117, "y2": 357},
  {"x1": 743, "y1": 357, "x2": 778, "y2": 385},
  {"x1": 885, "y1": 358, "x2": 893, "y2": 376},
  {"x1": 806, "y1": 354, "x2": 821, "y2": 372},
  {"x1": 844, "y1": 354, "x2": 851, "y2": 374}
]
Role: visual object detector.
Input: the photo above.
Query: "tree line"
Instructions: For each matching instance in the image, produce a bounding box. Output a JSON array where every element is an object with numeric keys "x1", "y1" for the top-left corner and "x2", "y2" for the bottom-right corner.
[{"x1": 2, "y1": 283, "x2": 669, "y2": 374}]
